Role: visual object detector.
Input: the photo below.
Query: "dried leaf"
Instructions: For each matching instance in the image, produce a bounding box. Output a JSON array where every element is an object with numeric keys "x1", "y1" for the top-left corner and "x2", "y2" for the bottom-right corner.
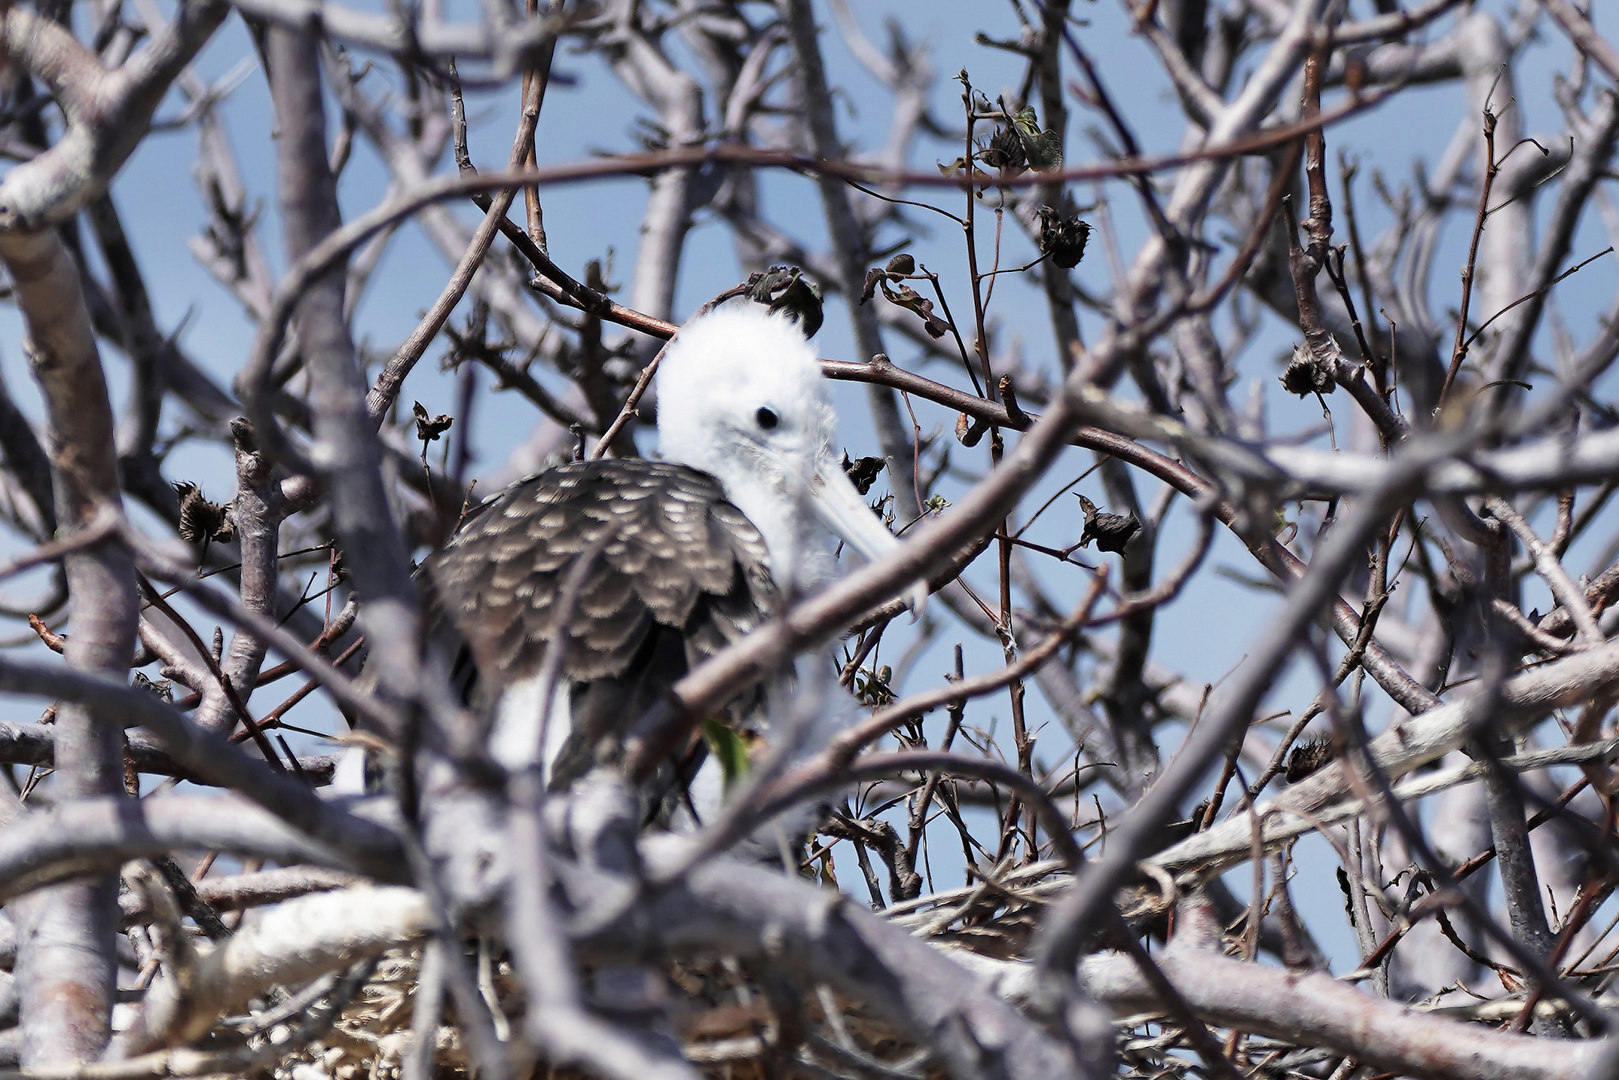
[
  {"x1": 412, "y1": 402, "x2": 454, "y2": 443},
  {"x1": 853, "y1": 664, "x2": 896, "y2": 707},
  {"x1": 840, "y1": 451, "x2": 886, "y2": 496},
  {"x1": 1076, "y1": 493, "x2": 1141, "y2": 553},
  {"x1": 860, "y1": 266, "x2": 885, "y2": 304},
  {"x1": 883, "y1": 284, "x2": 951, "y2": 338},
  {"x1": 746, "y1": 266, "x2": 824, "y2": 337}
]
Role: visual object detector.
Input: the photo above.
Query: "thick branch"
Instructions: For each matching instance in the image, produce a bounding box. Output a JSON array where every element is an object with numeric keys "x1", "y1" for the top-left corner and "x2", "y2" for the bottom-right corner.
[{"x1": 0, "y1": 0, "x2": 227, "y2": 230}]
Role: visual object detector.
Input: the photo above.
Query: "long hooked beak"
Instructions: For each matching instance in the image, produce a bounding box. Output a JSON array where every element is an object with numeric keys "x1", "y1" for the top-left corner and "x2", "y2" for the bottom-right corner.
[{"x1": 810, "y1": 457, "x2": 929, "y2": 618}]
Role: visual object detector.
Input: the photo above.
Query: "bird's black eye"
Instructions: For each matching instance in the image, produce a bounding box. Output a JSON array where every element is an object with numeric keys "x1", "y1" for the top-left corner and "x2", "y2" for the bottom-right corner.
[{"x1": 755, "y1": 407, "x2": 779, "y2": 431}]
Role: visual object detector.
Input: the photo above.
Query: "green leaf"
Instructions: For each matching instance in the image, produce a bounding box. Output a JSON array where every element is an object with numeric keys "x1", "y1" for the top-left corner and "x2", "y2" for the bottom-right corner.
[{"x1": 702, "y1": 718, "x2": 751, "y2": 791}]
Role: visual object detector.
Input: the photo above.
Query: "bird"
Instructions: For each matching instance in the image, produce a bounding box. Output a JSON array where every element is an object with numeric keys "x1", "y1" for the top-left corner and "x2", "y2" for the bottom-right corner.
[{"x1": 424, "y1": 302, "x2": 918, "y2": 825}]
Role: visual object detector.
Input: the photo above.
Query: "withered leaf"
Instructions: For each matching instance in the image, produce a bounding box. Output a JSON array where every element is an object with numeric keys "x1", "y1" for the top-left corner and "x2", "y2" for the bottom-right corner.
[
  {"x1": 412, "y1": 402, "x2": 454, "y2": 443},
  {"x1": 840, "y1": 451, "x2": 886, "y2": 496},
  {"x1": 1076, "y1": 493, "x2": 1141, "y2": 554}
]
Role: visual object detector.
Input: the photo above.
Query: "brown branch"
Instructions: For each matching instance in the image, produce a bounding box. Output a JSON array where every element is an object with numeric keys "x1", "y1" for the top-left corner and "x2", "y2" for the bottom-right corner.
[
  {"x1": 1438, "y1": 104, "x2": 1499, "y2": 407},
  {"x1": 136, "y1": 571, "x2": 286, "y2": 771},
  {"x1": 363, "y1": 54, "x2": 551, "y2": 427},
  {"x1": 827, "y1": 574, "x2": 1107, "y2": 764}
]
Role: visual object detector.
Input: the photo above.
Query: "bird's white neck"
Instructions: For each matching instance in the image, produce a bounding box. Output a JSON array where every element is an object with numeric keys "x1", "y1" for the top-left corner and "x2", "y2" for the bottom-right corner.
[{"x1": 720, "y1": 472, "x2": 835, "y2": 599}]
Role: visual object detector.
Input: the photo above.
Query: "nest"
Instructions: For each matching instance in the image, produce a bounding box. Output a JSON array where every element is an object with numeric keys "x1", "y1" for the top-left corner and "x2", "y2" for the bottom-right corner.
[{"x1": 250, "y1": 860, "x2": 1142, "y2": 1080}]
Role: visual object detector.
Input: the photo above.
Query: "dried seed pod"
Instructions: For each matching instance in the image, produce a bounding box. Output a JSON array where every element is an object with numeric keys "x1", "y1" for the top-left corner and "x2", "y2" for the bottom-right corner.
[
  {"x1": 1280, "y1": 343, "x2": 1336, "y2": 396},
  {"x1": 174, "y1": 481, "x2": 234, "y2": 544},
  {"x1": 1285, "y1": 737, "x2": 1335, "y2": 783},
  {"x1": 133, "y1": 672, "x2": 173, "y2": 702},
  {"x1": 982, "y1": 123, "x2": 1028, "y2": 172},
  {"x1": 1038, "y1": 205, "x2": 1093, "y2": 269}
]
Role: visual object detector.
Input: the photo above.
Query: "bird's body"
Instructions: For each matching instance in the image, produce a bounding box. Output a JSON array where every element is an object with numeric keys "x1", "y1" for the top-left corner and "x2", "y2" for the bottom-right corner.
[
  {"x1": 425, "y1": 304, "x2": 911, "y2": 822},
  {"x1": 429, "y1": 457, "x2": 780, "y2": 786}
]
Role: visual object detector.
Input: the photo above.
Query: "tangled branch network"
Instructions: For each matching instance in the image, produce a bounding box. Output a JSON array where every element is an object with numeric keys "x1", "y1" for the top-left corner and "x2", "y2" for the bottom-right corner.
[{"x1": 2, "y1": 0, "x2": 1619, "y2": 1078}]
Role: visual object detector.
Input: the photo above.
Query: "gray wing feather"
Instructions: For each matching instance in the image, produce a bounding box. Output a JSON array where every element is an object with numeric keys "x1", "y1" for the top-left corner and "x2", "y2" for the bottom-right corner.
[{"x1": 426, "y1": 459, "x2": 780, "y2": 687}]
